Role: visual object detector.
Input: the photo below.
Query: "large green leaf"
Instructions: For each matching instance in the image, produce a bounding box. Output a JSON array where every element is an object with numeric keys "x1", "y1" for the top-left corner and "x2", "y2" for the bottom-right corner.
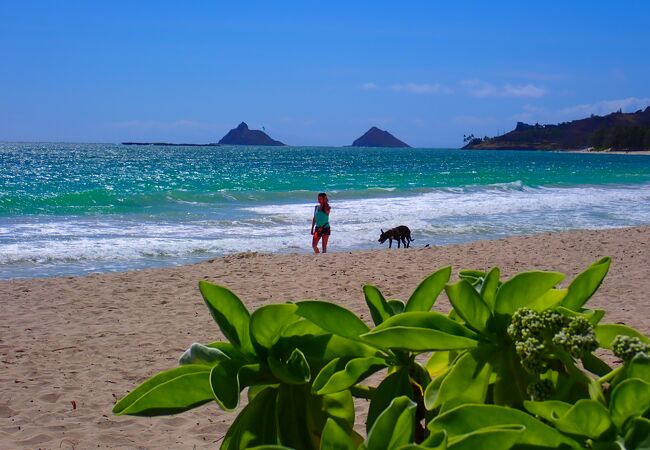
[
  {"x1": 366, "y1": 396, "x2": 417, "y2": 450},
  {"x1": 199, "y1": 281, "x2": 253, "y2": 355},
  {"x1": 492, "y1": 347, "x2": 535, "y2": 407},
  {"x1": 628, "y1": 354, "x2": 650, "y2": 383},
  {"x1": 494, "y1": 271, "x2": 565, "y2": 316},
  {"x1": 312, "y1": 358, "x2": 347, "y2": 393},
  {"x1": 249, "y1": 446, "x2": 294, "y2": 450},
  {"x1": 364, "y1": 285, "x2": 394, "y2": 326},
  {"x1": 210, "y1": 359, "x2": 244, "y2": 411},
  {"x1": 556, "y1": 306, "x2": 605, "y2": 326},
  {"x1": 420, "y1": 430, "x2": 448, "y2": 450},
  {"x1": 554, "y1": 399, "x2": 615, "y2": 440},
  {"x1": 371, "y1": 312, "x2": 478, "y2": 339},
  {"x1": 624, "y1": 417, "x2": 650, "y2": 450},
  {"x1": 425, "y1": 351, "x2": 457, "y2": 377},
  {"x1": 527, "y1": 288, "x2": 568, "y2": 312},
  {"x1": 480, "y1": 267, "x2": 500, "y2": 312},
  {"x1": 206, "y1": 341, "x2": 246, "y2": 360},
  {"x1": 316, "y1": 357, "x2": 387, "y2": 395},
  {"x1": 361, "y1": 326, "x2": 478, "y2": 352},
  {"x1": 296, "y1": 301, "x2": 370, "y2": 340},
  {"x1": 524, "y1": 399, "x2": 615, "y2": 440},
  {"x1": 396, "y1": 445, "x2": 441, "y2": 450},
  {"x1": 367, "y1": 369, "x2": 413, "y2": 433},
  {"x1": 424, "y1": 368, "x2": 448, "y2": 411},
  {"x1": 562, "y1": 257, "x2": 611, "y2": 310},
  {"x1": 458, "y1": 269, "x2": 486, "y2": 286},
  {"x1": 405, "y1": 266, "x2": 452, "y2": 312},
  {"x1": 435, "y1": 351, "x2": 491, "y2": 412},
  {"x1": 278, "y1": 333, "x2": 380, "y2": 367},
  {"x1": 320, "y1": 418, "x2": 357, "y2": 450},
  {"x1": 268, "y1": 348, "x2": 311, "y2": 385},
  {"x1": 610, "y1": 379, "x2": 650, "y2": 431},
  {"x1": 276, "y1": 384, "x2": 319, "y2": 450},
  {"x1": 428, "y1": 404, "x2": 580, "y2": 449},
  {"x1": 222, "y1": 387, "x2": 279, "y2": 450},
  {"x1": 179, "y1": 342, "x2": 231, "y2": 366},
  {"x1": 524, "y1": 400, "x2": 573, "y2": 423},
  {"x1": 595, "y1": 324, "x2": 650, "y2": 348},
  {"x1": 281, "y1": 318, "x2": 327, "y2": 338},
  {"x1": 250, "y1": 304, "x2": 299, "y2": 352},
  {"x1": 321, "y1": 390, "x2": 357, "y2": 429},
  {"x1": 113, "y1": 365, "x2": 213, "y2": 416},
  {"x1": 445, "y1": 280, "x2": 492, "y2": 334},
  {"x1": 275, "y1": 384, "x2": 356, "y2": 450},
  {"x1": 446, "y1": 424, "x2": 524, "y2": 450},
  {"x1": 388, "y1": 299, "x2": 406, "y2": 315}
]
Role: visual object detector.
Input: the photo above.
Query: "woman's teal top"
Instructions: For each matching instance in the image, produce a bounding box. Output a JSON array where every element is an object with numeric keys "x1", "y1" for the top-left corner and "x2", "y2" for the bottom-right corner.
[{"x1": 314, "y1": 206, "x2": 330, "y2": 227}]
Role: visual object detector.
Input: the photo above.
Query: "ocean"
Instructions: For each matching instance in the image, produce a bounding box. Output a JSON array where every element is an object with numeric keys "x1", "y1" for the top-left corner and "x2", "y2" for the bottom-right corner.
[{"x1": 2, "y1": 142, "x2": 650, "y2": 279}]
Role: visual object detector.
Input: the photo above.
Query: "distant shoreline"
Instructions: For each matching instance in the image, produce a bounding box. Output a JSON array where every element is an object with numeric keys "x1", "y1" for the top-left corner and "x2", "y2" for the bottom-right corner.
[
  {"x1": 121, "y1": 141, "x2": 220, "y2": 146},
  {"x1": 568, "y1": 148, "x2": 650, "y2": 156},
  {"x1": 119, "y1": 142, "x2": 650, "y2": 154}
]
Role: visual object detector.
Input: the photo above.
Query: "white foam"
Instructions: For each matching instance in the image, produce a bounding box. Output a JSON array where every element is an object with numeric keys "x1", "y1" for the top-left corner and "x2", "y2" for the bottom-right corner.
[{"x1": 3, "y1": 183, "x2": 650, "y2": 277}]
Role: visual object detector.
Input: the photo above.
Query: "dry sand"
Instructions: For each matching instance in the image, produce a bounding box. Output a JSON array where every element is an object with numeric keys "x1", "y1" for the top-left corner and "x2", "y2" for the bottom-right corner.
[{"x1": 1, "y1": 227, "x2": 649, "y2": 449}]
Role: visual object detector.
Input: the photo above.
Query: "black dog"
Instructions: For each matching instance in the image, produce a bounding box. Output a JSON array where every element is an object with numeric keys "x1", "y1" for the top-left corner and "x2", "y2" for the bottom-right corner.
[{"x1": 378, "y1": 225, "x2": 413, "y2": 248}]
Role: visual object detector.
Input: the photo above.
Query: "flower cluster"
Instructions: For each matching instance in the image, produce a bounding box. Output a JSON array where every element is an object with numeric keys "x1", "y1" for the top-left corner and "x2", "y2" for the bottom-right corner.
[
  {"x1": 508, "y1": 308, "x2": 599, "y2": 374},
  {"x1": 611, "y1": 335, "x2": 650, "y2": 361},
  {"x1": 527, "y1": 379, "x2": 555, "y2": 401},
  {"x1": 552, "y1": 316, "x2": 599, "y2": 359}
]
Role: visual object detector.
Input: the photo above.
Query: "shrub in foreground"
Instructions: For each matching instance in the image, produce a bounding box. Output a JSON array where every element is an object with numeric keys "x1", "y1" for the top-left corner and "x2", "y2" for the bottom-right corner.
[{"x1": 113, "y1": 257, "x2": 650, "y2": 449}]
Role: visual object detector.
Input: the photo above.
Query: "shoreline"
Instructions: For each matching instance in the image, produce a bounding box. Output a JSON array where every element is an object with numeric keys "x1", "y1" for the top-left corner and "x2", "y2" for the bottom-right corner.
[
  {"x1": 568, "y1": 148, "x2": 650, "y2": 156},
  {"x1": 1, "y1": 226, "x2": 649, "y2": 448},
  {"x1": 5, "y1": 224, "x2": 650, "y2": 283}
]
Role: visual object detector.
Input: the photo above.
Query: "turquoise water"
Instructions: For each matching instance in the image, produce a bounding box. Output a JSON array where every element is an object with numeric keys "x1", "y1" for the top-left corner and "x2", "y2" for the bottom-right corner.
[{"x1": 2, "y1": 142, "x2": 650, "y2": 279}]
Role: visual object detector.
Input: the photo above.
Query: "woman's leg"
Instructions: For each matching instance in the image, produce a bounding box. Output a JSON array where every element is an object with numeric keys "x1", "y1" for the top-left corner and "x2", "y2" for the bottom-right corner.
[
  {"x1": 312, "y1": 234, "x2": 321, "y2": 253},
  {"x1": 321, "y1": 234, "x2": 329, "y2": 253}
]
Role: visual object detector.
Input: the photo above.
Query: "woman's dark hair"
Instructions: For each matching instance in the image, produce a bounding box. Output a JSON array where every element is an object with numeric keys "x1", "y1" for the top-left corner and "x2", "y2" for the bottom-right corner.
[{"x1": 317, "y1": 192, "x2": 330, "y2": 212}]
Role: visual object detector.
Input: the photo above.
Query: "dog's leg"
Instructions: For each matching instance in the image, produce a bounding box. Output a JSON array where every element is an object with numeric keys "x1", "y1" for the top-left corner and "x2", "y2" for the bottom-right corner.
[
  {"x1": 389, "y1": 238, "x2": 392, "y2": 248},
  {"x1": 397, "y1": 238, "x2": 401, "y2": 248}
]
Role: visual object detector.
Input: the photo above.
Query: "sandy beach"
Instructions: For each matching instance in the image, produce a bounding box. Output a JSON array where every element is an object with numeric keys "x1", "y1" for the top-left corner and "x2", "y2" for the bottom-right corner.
[{"x1": 1, "y1": 227, "x2": 649, "y2": 449}]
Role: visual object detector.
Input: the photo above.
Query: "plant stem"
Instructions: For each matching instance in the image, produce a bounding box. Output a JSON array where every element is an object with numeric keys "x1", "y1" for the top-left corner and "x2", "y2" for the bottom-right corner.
[{"x1": 597, "y1": 365, "x2": 623, "y2": 385}]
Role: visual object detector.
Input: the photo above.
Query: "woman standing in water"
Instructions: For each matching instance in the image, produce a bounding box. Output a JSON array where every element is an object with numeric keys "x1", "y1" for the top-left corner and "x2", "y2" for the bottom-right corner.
[{"x1": 311, "y1": 192, "x2": 331, "y2": 253}]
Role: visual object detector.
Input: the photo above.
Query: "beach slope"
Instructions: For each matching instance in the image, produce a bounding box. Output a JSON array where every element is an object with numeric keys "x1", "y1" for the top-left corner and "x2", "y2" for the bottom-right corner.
[{"x1": 1, "y1": 227, "x2": 649, "y2": 449}]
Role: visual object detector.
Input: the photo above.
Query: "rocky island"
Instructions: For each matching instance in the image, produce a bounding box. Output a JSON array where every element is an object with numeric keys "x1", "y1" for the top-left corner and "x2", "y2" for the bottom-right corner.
[
  {"x1": 464, "y1": 107, "x2": 650, "y2": 151},
  {"x1": 351, "y1": 126, "x2": 411, "y2": 148},
  {"x1": 218, "y1": 122, "x2": 285, "y2": 146}
]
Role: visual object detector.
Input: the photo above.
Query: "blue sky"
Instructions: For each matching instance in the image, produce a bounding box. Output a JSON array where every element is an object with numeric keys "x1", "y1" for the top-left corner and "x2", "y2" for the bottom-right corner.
[{"x1": 1, "y1": 1, "x2": 649, "y2": 147}]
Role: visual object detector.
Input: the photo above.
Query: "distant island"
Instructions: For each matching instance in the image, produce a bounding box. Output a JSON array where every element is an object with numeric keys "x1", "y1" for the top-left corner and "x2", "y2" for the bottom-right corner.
[
  {"x1": 352, "y1": 126, "x2": 411, "y2": 148},
  {"x1": 122, "y1": 122, "x2": 285, "y2": 147},
  {"x1": 463, "y1": 107, "x2": 650, "y2": 151},
  {"x1": 218, "y1": 122, "x2": 285, "y2": 146}
]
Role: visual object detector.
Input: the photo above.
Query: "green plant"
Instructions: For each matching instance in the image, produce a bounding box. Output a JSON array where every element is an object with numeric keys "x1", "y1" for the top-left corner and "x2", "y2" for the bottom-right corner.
[
  {"x1": 523, "y1": 351, "x2": 650, "y2": 449},
  {"x1": 113, "y1": 282, "x2": 378, "y2": 448},
  {"x1": 113, "y1": 257, "x2": 650, "y2": 449}
]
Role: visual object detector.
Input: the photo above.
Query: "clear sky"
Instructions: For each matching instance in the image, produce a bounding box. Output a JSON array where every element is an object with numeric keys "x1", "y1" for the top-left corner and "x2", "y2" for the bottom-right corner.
[{"x1": 2, "y1": 1, "x2": 649, "y2": 147}]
